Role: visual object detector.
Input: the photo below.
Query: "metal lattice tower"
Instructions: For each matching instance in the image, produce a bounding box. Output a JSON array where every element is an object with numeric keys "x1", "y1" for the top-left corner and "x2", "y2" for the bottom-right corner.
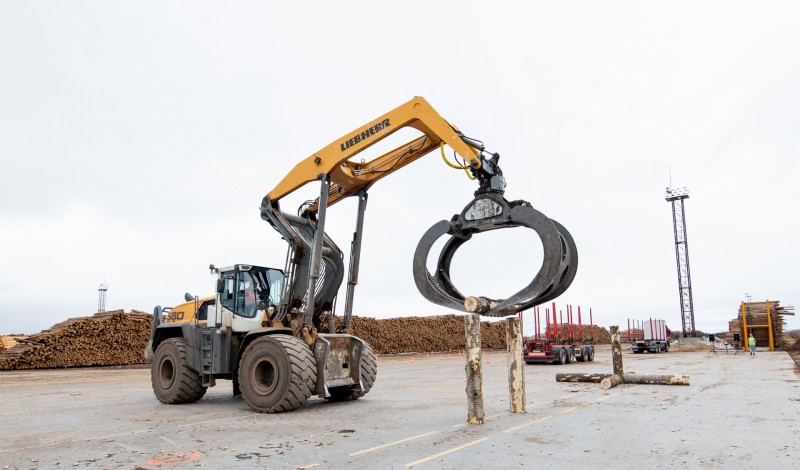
[
  {"x1": 665, "y1": 187, "x2": 696, "y2": 337},
  {"x1": 98, "y1": 283, "x2": 108, "y2": 313}
]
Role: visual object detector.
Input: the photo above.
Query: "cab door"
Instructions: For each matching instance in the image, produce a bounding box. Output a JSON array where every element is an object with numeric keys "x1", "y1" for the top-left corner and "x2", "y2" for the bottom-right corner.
[{"x1": 230, "y1": 270, "x2": 263, "y2": 333}]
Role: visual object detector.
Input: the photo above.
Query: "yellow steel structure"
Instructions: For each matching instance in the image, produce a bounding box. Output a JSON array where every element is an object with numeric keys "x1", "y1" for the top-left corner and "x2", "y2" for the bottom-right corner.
[
  {"x1": 266, "y1": 96, "x2": 482, "y2": 214},
  {"x1": 740, "y1": 300, "x2": 775, "y2": 352}
]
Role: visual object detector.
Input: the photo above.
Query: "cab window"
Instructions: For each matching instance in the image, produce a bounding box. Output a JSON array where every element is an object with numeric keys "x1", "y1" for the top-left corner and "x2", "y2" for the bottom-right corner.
[
  {"x1": 237, "y1": 272, "x2": 258, "y2": 318},
  {"x1": 220, "y1": 272, "x2": 236, "y2": 312}
]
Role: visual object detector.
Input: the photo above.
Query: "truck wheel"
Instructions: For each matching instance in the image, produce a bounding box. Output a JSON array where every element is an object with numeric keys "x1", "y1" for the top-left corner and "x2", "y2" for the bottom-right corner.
[
  {"x1": 578, "y1": 347, "x2": 587, "y2": 362},
  {"x1": 565, "y1": 348, "x2": 574, "y2": 363},
  {"x1": 151, "y1": 338, "x2": 206, "y2": 404},
  {"x1": 327, "y1": 342, "x2": 378, "y2": 402},
  {"x1": 238, "y1": 335, "x2": 316, "y2": 413},
  {"x1": 588, "y1": 347, "x2": 595, "y2": 362},
  {"x1": 557, "y1": 348, "x2": 567, "y2": 365}
]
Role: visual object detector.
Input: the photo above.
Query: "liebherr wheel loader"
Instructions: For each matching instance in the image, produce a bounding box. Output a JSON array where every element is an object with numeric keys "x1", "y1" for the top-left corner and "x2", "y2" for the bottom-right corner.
[{"x1": 145, "y1": 96, "x2": 578, "y2": 413}]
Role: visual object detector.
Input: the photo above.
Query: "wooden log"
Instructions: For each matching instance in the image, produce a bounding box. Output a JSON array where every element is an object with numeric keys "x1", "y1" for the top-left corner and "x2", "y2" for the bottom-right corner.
[
  {"x1": 555, "y1": 373, "x2": 610, "y2": 383},
  {"x1": 610, "y1": 325, "x2": 624, "y2": 376},
  {"x1": 464, "y1": 314, "x2": 485, "y2": 424},
  {"x1": 505, "y1": 317, "x2": 525, "y2": 413},
  {"x1": 601, "y1": 374, "x2": 624, "y2": 389},
  {"x1": 623, "y1": 373, "x2": 690, "y2": 385},
  {"x1": 464, "y1": 296, "x2": 496, "y2": 314}
]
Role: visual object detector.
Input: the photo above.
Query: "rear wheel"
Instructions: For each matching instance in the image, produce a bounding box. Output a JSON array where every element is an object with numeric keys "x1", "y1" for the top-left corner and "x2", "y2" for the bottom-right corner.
[
  {"x1": 557, "y1": 348, "x2": 567, "y2": 365},
  {"x1": 588, "y1": 347, "x2": 595, "y2": 362},
  {"x1": 327, "y1": 342, "x2": 378, "y2": 402},
  {"x1": 151, "y1": 338, "x2": 206, "y2": 404},
  {"x1": 238, "y1": 335, "x2": 316, "y2": 413},
  {"x1": 578, "y1": 347, "x2": 587, "y2": 362}
]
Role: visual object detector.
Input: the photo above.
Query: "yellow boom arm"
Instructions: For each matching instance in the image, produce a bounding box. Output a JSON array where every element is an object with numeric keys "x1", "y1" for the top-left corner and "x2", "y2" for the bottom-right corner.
[{"x1": 266, "y1": 96, "x2": 482, "y2": 212}]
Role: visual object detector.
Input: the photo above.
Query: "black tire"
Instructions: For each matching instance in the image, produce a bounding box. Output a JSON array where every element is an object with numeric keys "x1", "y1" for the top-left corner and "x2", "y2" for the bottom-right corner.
[
  {"x1": 557, "y1": 348, "x2": 567, "y2": 365},
  {"x1": 238, "y1": 335, "x2": 316, "y2": 413},
  {"x1": 151, "y1": 338, "x2": 206, "y2": 404},
  {"x1": 588, "y1": 347, "x2": 595, "y2": 362},
  {"x1": 578, "y1": 347, "x2": 587, "y2": 362},
  {"x1": 327, "y1": 342, "x2": 378, "y2": 402}
]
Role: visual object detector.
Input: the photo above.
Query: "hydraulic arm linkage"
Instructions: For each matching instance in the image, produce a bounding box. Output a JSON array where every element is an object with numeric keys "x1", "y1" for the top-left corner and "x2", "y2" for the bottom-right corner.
[{"x1": 260, "y1": 97, "x2": 577, "y2": 334}]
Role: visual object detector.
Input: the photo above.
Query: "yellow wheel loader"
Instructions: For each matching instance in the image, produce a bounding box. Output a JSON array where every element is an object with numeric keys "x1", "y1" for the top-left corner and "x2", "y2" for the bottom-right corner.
[{"x1": 145, "y1": 96, "x2": 577, "y2": 413}]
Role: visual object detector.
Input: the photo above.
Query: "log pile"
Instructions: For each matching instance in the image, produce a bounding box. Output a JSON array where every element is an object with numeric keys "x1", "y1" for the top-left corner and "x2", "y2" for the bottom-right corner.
[
  {"x1": 723, "y1": 301, "x2": 794, "y2": 347},
  {"x1": 0, "y1": 310, "x2": 151, "y2": 370},
  {"x1": 1, "y1": 335, "x2": 26, "y2": 352},
  {"x1": 321, "y1": 314, "x2": 508, "y2": 354},
  {"x1": 1, "y1": 311, "x2": 607, "y2": 369},
  {"x1": 542, "y1": 323, "x2": 611, "y2": 344}
]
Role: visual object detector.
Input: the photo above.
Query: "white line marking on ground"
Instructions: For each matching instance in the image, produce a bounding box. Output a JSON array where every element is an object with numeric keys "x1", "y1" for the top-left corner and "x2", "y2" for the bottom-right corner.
[
  {"x1": 404, "y1": 437, "x2": 489, "y2": 467},
  {"x1": 349, "y1": 431, "x2": 437, "y2": 456},
  {"x1": 502, "y1": 416, "x2": 552, "y2": 433}
]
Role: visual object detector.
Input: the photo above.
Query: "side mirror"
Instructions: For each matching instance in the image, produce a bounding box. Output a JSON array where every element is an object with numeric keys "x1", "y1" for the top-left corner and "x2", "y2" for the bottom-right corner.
[{"x1": 216, "y1": 279, "x2": 224, "y2": 294}]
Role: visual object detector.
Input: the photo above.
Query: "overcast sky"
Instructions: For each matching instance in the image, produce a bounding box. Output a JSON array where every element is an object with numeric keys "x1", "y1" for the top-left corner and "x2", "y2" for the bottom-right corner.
[{"x1": 1, "y1": 1, "x2": 797, "y2": 336}]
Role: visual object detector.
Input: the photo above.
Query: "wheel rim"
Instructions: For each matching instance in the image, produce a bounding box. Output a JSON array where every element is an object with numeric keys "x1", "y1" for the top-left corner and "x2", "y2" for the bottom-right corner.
[
  {"x1": 158, "y1": 357, "x2": 175, "y2": 389},
  {"x1": 251, "y1": 357, "x2": 278, "y2": 396}
]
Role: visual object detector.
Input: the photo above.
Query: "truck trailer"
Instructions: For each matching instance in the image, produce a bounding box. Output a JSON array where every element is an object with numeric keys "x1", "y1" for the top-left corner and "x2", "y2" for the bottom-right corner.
[{"x1": 628, "y1": 318, "x2": 670, "y2": 353}]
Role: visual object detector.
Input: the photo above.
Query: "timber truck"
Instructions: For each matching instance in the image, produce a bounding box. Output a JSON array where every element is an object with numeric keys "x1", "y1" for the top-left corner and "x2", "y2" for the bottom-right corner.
[
  {"x1": 145, "y1": 96, "x2": 578, "y2": 413},
  {"x1": 523, "y1": 303, "x2": 595, "y2": 364},
  {"x1": 628, "y1": 318, "x2": 670, "y2": 353}
]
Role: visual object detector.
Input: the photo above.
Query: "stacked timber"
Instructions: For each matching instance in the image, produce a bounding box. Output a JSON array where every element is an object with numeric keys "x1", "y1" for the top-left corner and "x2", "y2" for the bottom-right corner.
[
  {"x1": 321, "y1": 315, "x2": 507, "y2": 354},
  {"x1": 542, "y1": 323, "x2": 611, "y2": 344},
  {"x1": 0, "y1": 335, "x2": 26, "y2": 352},
  {"x1": 0, "y1": 310, "x2": 151, "y2": 370},
  {"x1": 1, "y1": 311, "x2": 612, "y2": 369},
  {"x1": 725, "y1": 301, "x2": 794, "y2": 348}
]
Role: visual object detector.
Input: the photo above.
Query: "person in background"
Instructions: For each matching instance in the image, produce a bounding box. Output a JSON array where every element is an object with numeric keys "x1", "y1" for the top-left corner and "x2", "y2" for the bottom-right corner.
[{"x1": 748, "y1": 333, "x2": 757, "y2": 355}]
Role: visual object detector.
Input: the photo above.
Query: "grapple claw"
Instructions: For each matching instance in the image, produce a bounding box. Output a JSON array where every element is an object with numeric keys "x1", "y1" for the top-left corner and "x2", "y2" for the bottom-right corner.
[{"x1": 413, "y1": 193, "x2": 577, "y2": 317}]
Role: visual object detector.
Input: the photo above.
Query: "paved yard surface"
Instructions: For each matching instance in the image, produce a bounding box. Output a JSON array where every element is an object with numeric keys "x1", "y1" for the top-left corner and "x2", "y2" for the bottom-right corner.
[{"x1": 1, "y1": 347, "x2": 798, "y2": 469}]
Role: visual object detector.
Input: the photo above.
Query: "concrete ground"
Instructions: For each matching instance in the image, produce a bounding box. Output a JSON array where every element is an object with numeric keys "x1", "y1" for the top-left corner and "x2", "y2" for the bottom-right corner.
[{"x1": 1, "y1": 346, "x2": 798, "y2": 469}]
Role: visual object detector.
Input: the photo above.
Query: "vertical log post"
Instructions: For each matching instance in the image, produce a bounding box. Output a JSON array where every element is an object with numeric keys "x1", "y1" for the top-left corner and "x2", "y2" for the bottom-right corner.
[
  {"x1": 611, "y1": 325, "x2": 624, "y2": 376},
  {"x1": 464, "y1": 314, "x2": 485, "y2": 424},
  {"x1": 506, "y1": 317, "x2": 526, "y2": 413}
]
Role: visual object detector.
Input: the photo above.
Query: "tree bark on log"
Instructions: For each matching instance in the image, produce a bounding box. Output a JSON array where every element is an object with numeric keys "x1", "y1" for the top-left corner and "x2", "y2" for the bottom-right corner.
[
  {"x1": 464, "y1": 314, "x2": 485, "y2": 424},
  {"x1": 610, "y1": 325, "x2": 624, "y2": 376},
  {"x1": 505, "y1": 317, "x2": 525, "y2": 413},
  {"x1": 622, "y1": 374, "x2": 690, "y2": 385},
  {"x1": 555, "y1": 373, "x2": 610, "y2": 383},
  {"x1": 601, "y1": 374, "x2": 624, "y2": 389}
]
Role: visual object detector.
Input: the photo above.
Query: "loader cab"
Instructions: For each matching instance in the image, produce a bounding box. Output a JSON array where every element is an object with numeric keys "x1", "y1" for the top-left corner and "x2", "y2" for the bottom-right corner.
[{"x1": 212, "y1": 264, "x2": 285, "y2": 333}]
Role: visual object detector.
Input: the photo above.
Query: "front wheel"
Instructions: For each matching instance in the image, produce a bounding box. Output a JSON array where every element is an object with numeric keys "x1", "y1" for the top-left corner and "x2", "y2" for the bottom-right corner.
[
  {"x1": 238, "y1": 335, "x2": 316, "y2": 413},
  {"x1": 151, "y1": 338, "x2": 206, "y2": 404}
]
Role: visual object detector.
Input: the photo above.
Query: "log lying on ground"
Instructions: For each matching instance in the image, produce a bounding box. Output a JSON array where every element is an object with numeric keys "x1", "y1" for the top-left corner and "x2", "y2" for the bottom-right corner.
[
  {"x1": 601, "y1": 374, "x2": 624, "y2": 389},
  {"x1": 555, "y1": 373, "x2": 610, "y2": 383},
  {"x1": 622, "y1": 373, "x2": 690, "y2": 385},
  {"x1": 557, "y1": 372, "x2": 691, "y2": 388}
]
